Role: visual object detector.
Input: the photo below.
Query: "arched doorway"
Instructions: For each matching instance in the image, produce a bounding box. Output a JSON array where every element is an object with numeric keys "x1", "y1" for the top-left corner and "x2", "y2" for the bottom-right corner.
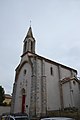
[{"x1": 21, "y1": 88, "x2": 26, "y2": 113}]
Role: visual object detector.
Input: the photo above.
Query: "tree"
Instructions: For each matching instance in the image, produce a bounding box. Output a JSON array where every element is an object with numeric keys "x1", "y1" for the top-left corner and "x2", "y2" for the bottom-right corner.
[{"x1": 0, "y1": 85, "x2": 5, "y2": 105}]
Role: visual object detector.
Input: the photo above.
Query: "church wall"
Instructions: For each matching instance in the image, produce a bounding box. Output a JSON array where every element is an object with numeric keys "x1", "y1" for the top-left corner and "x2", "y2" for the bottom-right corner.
[
  {"x1": 35, "y1": 58, "x2": 47, "y2": 116},
  {"x1": 13, "y1": 63, "x2": 31, "y2": 114},
  {"x1": 13, "y1": 56, "x2": 79, "y2": 115},
  {"x1": 60, "y1": 67, "x2": 72, "y2": 79},
  {"x1": 71, "y1": 80, "x2": 80, "y2": 108},
  {"x1": 60, "y1": 66, "x2": 77, "y2": 80},
  {"x1": 45, "y1": 62, "x2": 61, "y2": 111},
  {"x1": 62, "y1": 82, "x2": 72, "y2": 108},
  {"x1": 13, "y1": 77, "x2": 22, "y2": 113},
  {"x1": 21, "y1": 54, "x2": 29, "y2": 63},
  {"x1": 62, "y1": 80, "x2": 80, "y2": 109},
  {"x1": 59, "y1": 66, "x2": 78, "y2": 109}
]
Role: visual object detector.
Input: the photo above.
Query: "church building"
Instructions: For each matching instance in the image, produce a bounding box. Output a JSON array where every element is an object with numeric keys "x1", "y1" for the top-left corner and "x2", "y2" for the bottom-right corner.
[{"x1": 11, "y1": 26, "x2": 80, "y2": 117}]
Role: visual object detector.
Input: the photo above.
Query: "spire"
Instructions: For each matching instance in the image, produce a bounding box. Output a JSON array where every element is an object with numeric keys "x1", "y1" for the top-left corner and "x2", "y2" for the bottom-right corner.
[
  {"x1": 26, "y1": 26, "x2": 33, "y2": 38},
  {"x1": 23, "y1": 26, "x2": 35, "y2": 54}
]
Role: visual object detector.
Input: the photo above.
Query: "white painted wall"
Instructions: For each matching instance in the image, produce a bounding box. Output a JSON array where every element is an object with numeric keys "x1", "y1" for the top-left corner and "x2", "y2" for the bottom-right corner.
[
  {"x1": 45, "y1": 62, "x2": 61, "y2": 110},
  {"x1": 14, "y1": 62, "x2": 31, "y2": 114}
]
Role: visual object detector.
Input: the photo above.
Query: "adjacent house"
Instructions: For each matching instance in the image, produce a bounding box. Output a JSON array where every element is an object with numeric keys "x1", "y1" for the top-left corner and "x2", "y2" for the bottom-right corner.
[{"x1": 3, "y1": 94, "x2": 12, "y2": 105}]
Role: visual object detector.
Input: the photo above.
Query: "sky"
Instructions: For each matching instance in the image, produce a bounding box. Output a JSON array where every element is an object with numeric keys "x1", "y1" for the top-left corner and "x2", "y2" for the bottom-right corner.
[{"x1": 0, "y1": 0, "x2": 80, "y2": 94}]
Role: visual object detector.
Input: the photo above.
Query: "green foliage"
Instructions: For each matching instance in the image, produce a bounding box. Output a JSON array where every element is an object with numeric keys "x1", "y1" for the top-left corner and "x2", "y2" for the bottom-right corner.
[{"x1": 0, "y1": 85, "x2": 5, "y2": 105}]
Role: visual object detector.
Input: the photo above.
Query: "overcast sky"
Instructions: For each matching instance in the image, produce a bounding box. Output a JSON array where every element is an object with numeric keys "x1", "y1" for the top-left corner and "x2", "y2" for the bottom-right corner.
[{"x1": 0, "y1": 0, "x2": 80, "y2": 94}]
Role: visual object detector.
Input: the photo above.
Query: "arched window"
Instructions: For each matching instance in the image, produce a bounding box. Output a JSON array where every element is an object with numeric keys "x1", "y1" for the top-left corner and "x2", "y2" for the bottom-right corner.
[
  {"x1": 23, "y1": 41, "x2": 27, "y2": 53},
  {"x1": 50, "y1": 67, "x2": 53, "y2": 75},
  {"x1": 23, "y1": 69, "x2": 26, "y2": 75}
]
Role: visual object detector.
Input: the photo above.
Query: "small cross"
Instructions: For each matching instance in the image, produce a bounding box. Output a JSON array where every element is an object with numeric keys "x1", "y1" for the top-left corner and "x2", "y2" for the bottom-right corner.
[{"x1": 30, "y1": 20, "x2": 31, "y2": 27}]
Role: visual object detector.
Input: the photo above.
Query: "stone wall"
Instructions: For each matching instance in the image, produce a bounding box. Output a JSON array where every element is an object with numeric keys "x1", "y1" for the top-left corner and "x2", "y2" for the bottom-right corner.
[{"x1": 0, "y1": 106, "x2": 10, "y2": 115}]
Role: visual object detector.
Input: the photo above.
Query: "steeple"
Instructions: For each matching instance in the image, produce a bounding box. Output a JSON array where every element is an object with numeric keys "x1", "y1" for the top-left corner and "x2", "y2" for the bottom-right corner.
[
  {"x1": 23, "y1": 26, "x2": 35, "y2": 54},
  {"x1": 26, "y1": 26, "x2": 33, "y2": 38}
]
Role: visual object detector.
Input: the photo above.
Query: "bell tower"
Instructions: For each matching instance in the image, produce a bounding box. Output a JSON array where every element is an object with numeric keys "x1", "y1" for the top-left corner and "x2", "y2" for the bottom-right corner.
[{"x1": 23, "y1": 26, "x2": 35, "y2": 54}]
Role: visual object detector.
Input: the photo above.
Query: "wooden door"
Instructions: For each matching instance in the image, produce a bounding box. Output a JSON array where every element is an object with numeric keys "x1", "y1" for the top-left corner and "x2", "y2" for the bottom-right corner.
[{"x1": 22, "y1": 95, "x2": 26, "y2": 113}]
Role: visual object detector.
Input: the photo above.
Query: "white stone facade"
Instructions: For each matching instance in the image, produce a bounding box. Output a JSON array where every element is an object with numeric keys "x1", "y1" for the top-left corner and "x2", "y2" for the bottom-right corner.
[{"x1": 11, "y1": 27, "x2": 80, "y2": 117}]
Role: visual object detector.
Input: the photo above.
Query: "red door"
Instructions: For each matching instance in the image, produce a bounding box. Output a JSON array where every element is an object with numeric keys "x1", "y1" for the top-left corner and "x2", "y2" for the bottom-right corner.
[{"x1": 22, "y1": 95, "x2": 26, "y2": 113}]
